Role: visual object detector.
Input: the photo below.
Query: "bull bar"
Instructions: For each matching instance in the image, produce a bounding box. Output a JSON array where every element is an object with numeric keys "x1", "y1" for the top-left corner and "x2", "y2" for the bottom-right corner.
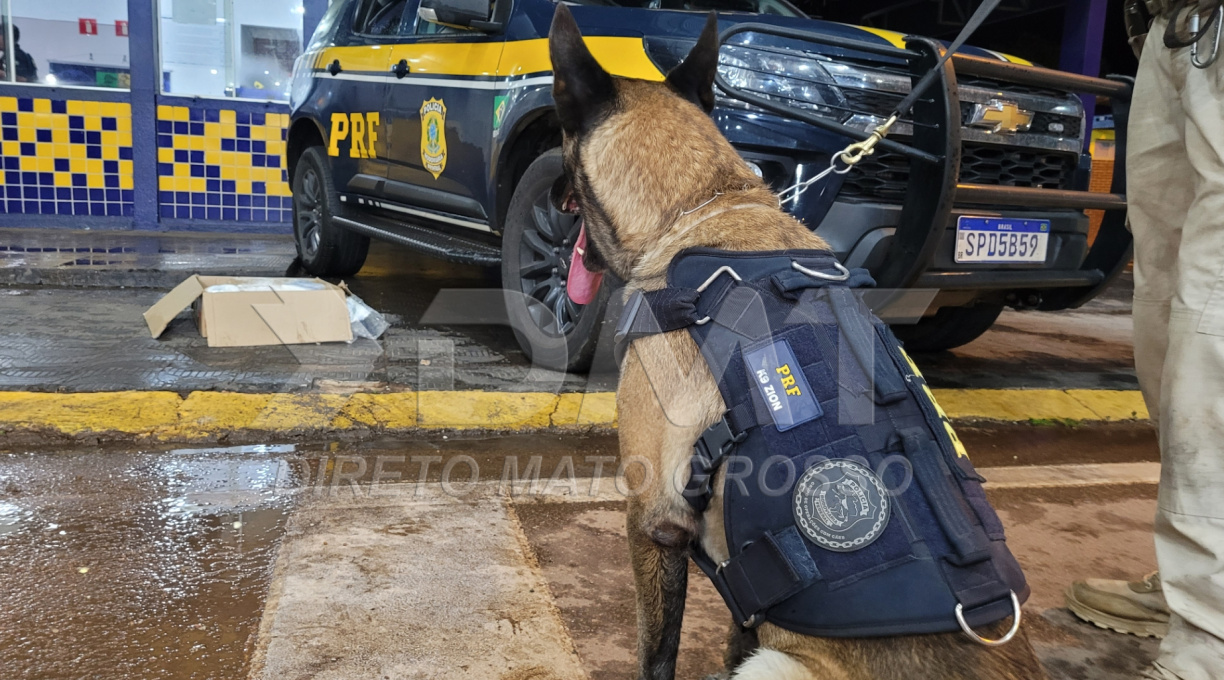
[{"x1": 714, "y1": 23, "x2": 1133, "y2": 311}]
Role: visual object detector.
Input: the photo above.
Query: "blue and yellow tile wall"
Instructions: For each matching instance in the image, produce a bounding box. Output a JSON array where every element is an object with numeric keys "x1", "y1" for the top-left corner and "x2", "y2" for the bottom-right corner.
[
  {"x1": 156, "y1": 105, "x2": 291, "y2": 223},
  {"x1": 0, "y1": 97, "x2": 134, "y2": 217}
]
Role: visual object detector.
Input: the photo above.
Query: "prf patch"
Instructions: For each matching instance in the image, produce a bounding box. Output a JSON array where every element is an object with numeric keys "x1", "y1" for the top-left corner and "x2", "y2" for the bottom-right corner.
[
  {"x1": 420, "y1": 98, "x2": 447, "y2": 179},
  {"x1": 900, "y1": 347, "x2": 969, "y2": 459},
  {"x1": 328, "y1": 112, "x2": 379, "y2": 158},
  {"x1": 743, "y1": 339, "x2": 822, "y2": 431}
]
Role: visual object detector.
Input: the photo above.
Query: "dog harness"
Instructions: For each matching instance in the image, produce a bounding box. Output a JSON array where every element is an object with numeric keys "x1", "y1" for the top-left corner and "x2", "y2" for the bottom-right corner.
[{"x1": 615, "y1": 248, "x2": 1029, "y2": 643}]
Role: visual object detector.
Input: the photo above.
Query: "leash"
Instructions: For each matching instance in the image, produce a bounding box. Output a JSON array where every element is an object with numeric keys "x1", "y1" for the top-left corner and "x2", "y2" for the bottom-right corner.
[{"x1": 776, "y1": 0, "x2": 1004, "y2": 206}]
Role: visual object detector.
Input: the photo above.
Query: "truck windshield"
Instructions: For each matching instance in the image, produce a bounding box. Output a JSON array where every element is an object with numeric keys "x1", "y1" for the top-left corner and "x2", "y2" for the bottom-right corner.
[{"x1": 565, "y1": 0, "x2": 806, "y2": 18}]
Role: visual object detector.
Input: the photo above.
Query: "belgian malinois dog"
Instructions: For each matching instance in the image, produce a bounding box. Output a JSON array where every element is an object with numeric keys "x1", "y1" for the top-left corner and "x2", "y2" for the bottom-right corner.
[{"x1": 549, "y1": 6, "x2": 1047, "y2": 680}]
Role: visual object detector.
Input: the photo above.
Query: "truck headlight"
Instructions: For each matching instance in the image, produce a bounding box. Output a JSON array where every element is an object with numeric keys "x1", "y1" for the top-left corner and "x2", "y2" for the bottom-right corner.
[{"x1": 716, "y1": 45, "x2": 847, "y2": 119}]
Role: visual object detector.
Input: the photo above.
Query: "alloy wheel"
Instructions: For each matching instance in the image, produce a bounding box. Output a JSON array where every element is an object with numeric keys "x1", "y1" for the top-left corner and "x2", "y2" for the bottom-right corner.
[
  {"x1": 517, "y1": 190, "x2": 584, "y2": 337},
  {"x1": 296, "y1": 167, "x2": 323, "y2": 258}
]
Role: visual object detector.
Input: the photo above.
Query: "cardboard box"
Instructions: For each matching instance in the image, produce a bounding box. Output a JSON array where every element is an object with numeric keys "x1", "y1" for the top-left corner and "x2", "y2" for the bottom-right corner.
[{"x1": 144, "y1": 276, "x2": 353, "y2": 347}]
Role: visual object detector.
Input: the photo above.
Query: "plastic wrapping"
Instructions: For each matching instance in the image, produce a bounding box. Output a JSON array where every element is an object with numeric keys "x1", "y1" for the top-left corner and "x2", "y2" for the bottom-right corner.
[{"x1": 346, "y1": 294, "x2": 389, "y2": 340}]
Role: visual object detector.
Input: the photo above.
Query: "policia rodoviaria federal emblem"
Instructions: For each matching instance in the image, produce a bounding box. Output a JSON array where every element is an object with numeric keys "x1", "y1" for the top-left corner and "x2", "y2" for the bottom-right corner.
[
  {"x1": 793, "y1": 459, "x2": 890, "y2": 552},
  {"x1": 420, "y1": 98, "x2": 447, "y2": 179}
]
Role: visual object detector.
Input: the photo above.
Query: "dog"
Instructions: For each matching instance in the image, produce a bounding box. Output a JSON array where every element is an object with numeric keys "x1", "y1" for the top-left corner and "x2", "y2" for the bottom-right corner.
[{"x1": 548, "y1": 6, "x2": 1049, "y2": 679}]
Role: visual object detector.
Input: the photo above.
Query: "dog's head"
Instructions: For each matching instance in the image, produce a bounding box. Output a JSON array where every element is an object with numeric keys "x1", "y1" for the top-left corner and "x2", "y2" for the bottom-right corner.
[{"x1": 549, "y1": 5, "x2": 763, "y2": 301}]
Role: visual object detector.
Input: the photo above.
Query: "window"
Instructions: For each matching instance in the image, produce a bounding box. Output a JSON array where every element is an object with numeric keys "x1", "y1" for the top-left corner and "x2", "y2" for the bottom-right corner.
[
  {"x1": 413, "y1": 0, "x2": 493, "y2": 36},
  {"x1": 1, "y1": 0, "x2": 131, "y2": 88},
  {"x1": 159, "y1": 0, "x2": 305, "y2": 101},
  {"x1": 353, "y1": 0, "x2": 410, "y2": 36}
]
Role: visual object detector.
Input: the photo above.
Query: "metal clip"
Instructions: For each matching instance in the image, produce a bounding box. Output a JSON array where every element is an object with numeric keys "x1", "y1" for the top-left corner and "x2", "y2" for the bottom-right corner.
[
  {"x1": 838, "y1": 114, "x2": 898, "y2": 166},
  {"x1": 1191, "y1": 6, "x2": 1222, "y2": 69}
]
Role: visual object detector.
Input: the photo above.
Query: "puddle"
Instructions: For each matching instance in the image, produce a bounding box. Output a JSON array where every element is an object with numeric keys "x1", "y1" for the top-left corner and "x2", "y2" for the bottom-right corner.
[
  {"x1": 0, "y1": 500, "x2": 30, "y2": 536},
  {"x1": 0, "y1": 447, "x2": 300, "y2": 679}
]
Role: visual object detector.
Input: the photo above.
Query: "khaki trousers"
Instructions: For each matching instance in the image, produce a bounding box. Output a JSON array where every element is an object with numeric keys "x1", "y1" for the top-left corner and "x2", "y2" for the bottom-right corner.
[{"x1": 1129, "y1": 15, "x2": 1224, "y2": 680}]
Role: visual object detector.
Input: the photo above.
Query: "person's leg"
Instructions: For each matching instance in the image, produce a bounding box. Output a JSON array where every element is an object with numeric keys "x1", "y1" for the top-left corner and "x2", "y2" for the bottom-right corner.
[
  {"x1": 1144, "y1": 19, "x2": 1224, "y2": 676},
  {"x1": 1065, "y1": 11, "x2": 1189, "y2": 645},
  {"x1": 1129, "y1": 15, "x2": 1191, "y2": 425}
]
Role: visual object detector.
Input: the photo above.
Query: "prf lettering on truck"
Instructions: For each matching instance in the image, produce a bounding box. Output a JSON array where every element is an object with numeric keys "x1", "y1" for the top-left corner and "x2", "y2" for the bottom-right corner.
[{"x1": 328, "y1": 112, "x2": 380, "y2": 159}]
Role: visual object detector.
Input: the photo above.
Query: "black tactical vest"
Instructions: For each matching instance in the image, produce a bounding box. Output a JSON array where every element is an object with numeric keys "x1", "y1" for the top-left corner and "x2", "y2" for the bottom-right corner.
[{"x1": 615, "y1": 248, "x2": 1028, "y2": 640}]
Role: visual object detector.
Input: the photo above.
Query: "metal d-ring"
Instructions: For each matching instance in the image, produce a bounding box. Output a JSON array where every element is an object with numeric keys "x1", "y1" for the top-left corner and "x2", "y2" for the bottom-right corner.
[
  {"x1": 955, "y1": 591, "x2": 1022, "y2": 647},
  {"x1": 791, "y1": 260, "x2": 851, "y2": 282},
  {"x1": 693, "y1": 266, "x2": 743, "y2": 326}
]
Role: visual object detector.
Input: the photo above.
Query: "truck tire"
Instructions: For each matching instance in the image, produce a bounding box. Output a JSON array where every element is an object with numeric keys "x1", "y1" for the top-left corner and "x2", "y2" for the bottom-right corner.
[
  {"x1": 892, "y1": 303, "x2": 1004, "y2": 353},
  {"x1": 292, "y1": 146, "x2": 369, "y2": 277},
  {"x1": 501, "y1": 149, "x2": 611, "y2": 373}
]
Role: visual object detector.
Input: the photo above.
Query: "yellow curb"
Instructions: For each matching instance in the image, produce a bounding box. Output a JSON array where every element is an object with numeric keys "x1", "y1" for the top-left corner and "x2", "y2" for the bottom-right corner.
[
  {"x1": 175, "y1": 391, "x2": 271, "y2": 438},
  {"x1": 250, "y1": 393, "x2": 351, "y2": 431},
  {"x1": 551, "y1": 393, "x2": 584, "y2": 427},
  {"x1": 577, "y1": 392, "x2": 618, "y2": 427},
  {"x1": 333, "y1": 392, "x2": 418, "y2": 430},
  {"x1": 0, "y1": 388, "x2": 1150, "y2": 441},
  {"x1": 415, "y1": 391, "x2": 559, "y2": 429},
  {"x1": 932, "y1": 388, "x2": 1103, "y2": 422},
  {"x1": 0, "y1": 391, "x2": 182, "y2": 435},
  {"x1": 1065, "y1": 389, "x2": 1151, "y2": 421}
]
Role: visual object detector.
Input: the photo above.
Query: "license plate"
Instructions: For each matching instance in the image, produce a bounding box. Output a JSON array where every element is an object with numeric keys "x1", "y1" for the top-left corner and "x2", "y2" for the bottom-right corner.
[{"x1": 955, "y1": 217, "x2": 1050, "y2": 264}]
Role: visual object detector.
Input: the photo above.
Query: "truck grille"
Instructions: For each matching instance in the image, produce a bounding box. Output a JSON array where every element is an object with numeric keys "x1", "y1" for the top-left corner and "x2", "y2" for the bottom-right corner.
[{"x1": 838, "y1": 143, "x2": 1077, "y2": 203}]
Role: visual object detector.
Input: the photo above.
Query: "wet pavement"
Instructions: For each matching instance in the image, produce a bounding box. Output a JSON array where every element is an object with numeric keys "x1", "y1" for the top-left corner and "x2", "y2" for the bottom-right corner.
[
  {"x1": 0, "y1": 444, "x2": 297, "y2": 679},
  {"x1": 0, "y1": 430, "x2": 1162, "y2": 680},
  {"x1": 0, "y1": 228, "x2": 1135, "y2": 394}
]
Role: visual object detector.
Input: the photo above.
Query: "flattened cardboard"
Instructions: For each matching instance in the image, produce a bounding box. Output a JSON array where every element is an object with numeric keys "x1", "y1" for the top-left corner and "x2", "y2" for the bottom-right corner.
[{"x1": 143, "y1": 276, "x2": 353, "y2": 347}]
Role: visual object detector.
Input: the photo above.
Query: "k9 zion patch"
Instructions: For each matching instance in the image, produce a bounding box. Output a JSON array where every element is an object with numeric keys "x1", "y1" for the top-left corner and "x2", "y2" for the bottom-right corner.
[
  {"x1": 793, "y1": 460, "x2": 890, "y2": 552},
  {"x1": 743, "y1": 339, "x2": 821, "y2": 431}
]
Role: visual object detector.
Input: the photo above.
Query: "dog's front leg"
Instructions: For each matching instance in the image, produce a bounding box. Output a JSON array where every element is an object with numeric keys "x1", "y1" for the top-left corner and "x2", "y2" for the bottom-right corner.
[
  {"x1": 722, "y1": 621, "x2": 759, "y2": 674},
  {"x1": 628, "y1": 495, "x2": 691, "y2": 680}
]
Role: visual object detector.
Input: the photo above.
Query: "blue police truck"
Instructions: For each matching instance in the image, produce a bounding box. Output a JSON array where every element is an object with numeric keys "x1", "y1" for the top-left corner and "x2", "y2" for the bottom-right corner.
[{"x1": 285, "y1": 0, "x2": 1131, "y2": 371}]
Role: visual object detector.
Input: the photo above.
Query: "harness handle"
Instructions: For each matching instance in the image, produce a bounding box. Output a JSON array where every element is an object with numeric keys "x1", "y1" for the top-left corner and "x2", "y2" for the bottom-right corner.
[
  {"x1": 792, "y1": 260, "x2": 850, "y2": 282},
  {"x1": 693, "y1": 266, "x2": 743, "y2": 325}
]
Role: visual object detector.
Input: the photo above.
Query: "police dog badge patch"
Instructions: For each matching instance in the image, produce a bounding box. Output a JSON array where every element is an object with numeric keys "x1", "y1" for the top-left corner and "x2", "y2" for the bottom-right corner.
[
  {"x1": 420, "y1": 98, "x2": 447, "y2": 179},
  {"x1": 793, "y1": 459, "x2": 890, "y2": 552}
]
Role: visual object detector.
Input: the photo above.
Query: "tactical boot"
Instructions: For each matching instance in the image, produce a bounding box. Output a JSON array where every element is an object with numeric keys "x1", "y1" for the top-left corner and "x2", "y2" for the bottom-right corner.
[{"x1": 1065, "y1": 571, "x2": 1170, "y2": 638}]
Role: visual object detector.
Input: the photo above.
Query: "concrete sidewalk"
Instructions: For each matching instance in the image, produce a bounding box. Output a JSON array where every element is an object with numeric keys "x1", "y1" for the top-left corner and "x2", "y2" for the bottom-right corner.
[
  {"x1": 251, "y1": 467, "x2": 1162, "y2": 680},
  {"x1": 250, "y1": 486, "x2": 586, "y2": 680}
]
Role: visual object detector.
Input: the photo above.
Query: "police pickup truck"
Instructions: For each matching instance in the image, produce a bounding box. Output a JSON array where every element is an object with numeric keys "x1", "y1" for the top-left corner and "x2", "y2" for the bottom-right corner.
[{"x1": 287, "y1": 0, "x2": 1131, "y2": 371}]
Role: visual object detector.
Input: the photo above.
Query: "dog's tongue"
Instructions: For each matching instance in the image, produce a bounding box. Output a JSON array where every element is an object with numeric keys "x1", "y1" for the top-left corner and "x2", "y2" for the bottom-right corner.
[{"x1": 567, "y1": 222, "x2": 603, "y2": 305}]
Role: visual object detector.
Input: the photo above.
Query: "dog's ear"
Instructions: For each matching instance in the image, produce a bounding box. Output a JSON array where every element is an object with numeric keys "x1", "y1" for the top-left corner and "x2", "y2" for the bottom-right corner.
[
  {"x1": 665, "y1": 12, "x2": 720, "y2": 113},
  {"x1": 550, "y1": 4, "x2": 616, "y2": 134}
]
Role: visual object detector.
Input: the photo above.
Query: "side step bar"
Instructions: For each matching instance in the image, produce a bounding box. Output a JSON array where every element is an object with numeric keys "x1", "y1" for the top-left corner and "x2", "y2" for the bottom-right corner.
[{"x1": 333, "y1": 214, "x2": 501, "y2": 267}]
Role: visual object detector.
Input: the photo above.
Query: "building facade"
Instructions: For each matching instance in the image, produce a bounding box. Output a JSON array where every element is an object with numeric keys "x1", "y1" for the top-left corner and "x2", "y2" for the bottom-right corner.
[{"x1": 0, "y1": 0, "x2": 324, "y2": 233}]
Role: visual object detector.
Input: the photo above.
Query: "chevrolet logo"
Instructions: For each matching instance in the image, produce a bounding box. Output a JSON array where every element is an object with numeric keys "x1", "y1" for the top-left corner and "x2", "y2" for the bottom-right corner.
[{"x1": 967, "y1": 99, "x2": 1034, "y2": 134}]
